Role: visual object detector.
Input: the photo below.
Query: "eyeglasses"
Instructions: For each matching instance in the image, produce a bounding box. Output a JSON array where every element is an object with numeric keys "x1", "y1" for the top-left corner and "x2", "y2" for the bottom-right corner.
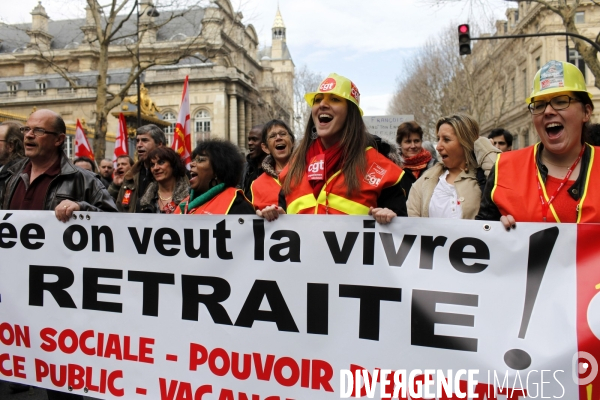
[
  {"x1": 528, "y1": 95, "x2": 580, "y2": 115},
  {"x1": 20, "y1": 126, "x2": 61, "y2": 136},
  {"x1": 267, "y1": 130, "x2": 289, "y2": 140},
  {"x1": 190, "y1": 155, "x2": 209, "y2": 166}
]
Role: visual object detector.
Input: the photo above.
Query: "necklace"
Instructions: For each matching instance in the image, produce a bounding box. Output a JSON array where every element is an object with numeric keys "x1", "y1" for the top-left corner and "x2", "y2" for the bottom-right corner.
[{"x1": 158, "y1": 192, "x2": 172, "y2": 201}]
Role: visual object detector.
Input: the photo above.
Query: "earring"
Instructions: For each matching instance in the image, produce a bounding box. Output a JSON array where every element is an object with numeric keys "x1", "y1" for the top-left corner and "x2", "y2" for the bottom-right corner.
[
  {"x1": 209, "y1": 177, "x2": 218, "y2": 187},
  {"x1": 310, "y1": 126, "x2": 318, "y2": 140}
]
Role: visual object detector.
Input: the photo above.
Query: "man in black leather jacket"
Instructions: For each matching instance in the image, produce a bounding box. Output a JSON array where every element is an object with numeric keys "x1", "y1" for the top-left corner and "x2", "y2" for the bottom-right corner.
[{"x1": 1, "y1": 109, "x2": 116, "y2": 220}]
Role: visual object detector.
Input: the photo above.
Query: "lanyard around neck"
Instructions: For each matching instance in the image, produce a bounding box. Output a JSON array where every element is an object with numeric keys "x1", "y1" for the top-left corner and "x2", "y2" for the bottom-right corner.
[{"x1": 536, "y1": 145, "x2": 585, "y2": 222}]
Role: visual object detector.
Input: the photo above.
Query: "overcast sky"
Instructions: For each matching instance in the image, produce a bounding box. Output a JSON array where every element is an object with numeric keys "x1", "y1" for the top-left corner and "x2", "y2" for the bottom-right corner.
[{"x1": 4, "y1": 0, "x2": 511, "y2": 116}]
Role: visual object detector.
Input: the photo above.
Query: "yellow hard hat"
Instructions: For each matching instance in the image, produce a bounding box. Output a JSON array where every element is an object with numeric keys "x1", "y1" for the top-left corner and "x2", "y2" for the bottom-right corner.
[
  {"x1": 526, "y1": 60, "x2": 592, "y2": 104},
  {"x1": 304, "y1": 73, "x2": 363, "y2": 116}
]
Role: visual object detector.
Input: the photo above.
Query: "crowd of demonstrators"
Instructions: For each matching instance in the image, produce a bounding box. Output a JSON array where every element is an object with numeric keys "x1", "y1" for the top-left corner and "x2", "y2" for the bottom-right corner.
[
  {"x1": 140, "y1": 147, "x2": 189, "y2": 213},
  {"x1": 259, "y1": 73, "x2": 407, "y2": 225},
  {"x1": 98, "y1": 158, "x2": 114, "y2": 188},
  {"x1": 239, "y1": 124, "x2": 266, "y2": 199},
  {"x1": 115, "y1": 124, "x2": 165, "y2": 212},
  {"x1": 396, "y1": 121, "x2": 437, "y2": 197},
  {"x1": 407, "y1": 114, "x2": 500, "y2": 219},
  {"x1": 477, "y1": 60, "x2": 599, "y2": 226},
  {"x1": 176, "y1": 139, "x2": 254, "y2": 215},
  {"x1": 251, "y1": 119, "x2": 295, "y2": 211}
]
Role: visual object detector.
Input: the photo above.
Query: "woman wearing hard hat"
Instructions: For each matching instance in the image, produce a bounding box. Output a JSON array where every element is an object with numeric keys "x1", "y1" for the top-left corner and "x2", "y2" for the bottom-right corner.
[
  {"x1": 406, "y1": 114, "x2": 499, "y2": 218},
  {"x1": 257, "y1": 73, "x2": 407, "y2": 224},
  {"x1": 250, "y1": 119, "x2": 295, "y2": 211},
  {"x1": 476, "y1": 60, "x2": 597, "y2": 225}
]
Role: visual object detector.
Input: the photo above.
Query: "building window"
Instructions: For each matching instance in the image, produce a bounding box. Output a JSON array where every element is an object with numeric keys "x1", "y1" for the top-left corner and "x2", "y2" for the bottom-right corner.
[
  {"x1": 514, "y1": 135, "x2": 519, "y2": 150},
  {"x1": 65, "y1": 135, "x2": 74, "y2": 159},
  {"x1": 194, "y1": 110, "x2": 211, "y2": 144},
  {"x1": 535, "y1": 56, "x2": 541, "y2": 71},
  {"x1": 569, "y1": 49, "x2": 586, "y2": 80},
  {"x1": 524, "y1": 131, "x2": 530, "y2": 147},
  {"x1": 575, "y1": 11, "x2": 585, "y2": 24},
  {"x1": 7, "y1": 84, "x2": 18, "y2": 97},
  {"x1": 36, "y1": 82, "x2": 47, "y2": 95},
  {"x1": 511, "y1": 77, "x2": 516, "y2": 105},
  {"x1": 163, "y1": 112, "x2": 176, "y2": 145},
  {"x1": 523, "y1": 68, "x2": 528, "y2": 98}
]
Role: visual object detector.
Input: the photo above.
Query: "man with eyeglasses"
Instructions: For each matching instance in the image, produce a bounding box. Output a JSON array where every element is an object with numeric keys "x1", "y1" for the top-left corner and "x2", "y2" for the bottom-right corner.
[{"x1": 1, "y1": 109, "x2": 117, "y2": 227}]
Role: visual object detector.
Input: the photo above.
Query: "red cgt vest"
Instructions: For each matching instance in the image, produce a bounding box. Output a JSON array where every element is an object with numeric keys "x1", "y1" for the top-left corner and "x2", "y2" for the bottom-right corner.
[
  {"x1": 175, "y1": 187, "x2": 242, "y2": 215},
  {"x1": 491, "y1": 143, "x2": 600, "y2": 223},
  {"x1": 281, "y1": 147, "x2": 404, "y2": 215},
  {"x1": 250, "y1": 173, "x2": 281, "y2": 211}
]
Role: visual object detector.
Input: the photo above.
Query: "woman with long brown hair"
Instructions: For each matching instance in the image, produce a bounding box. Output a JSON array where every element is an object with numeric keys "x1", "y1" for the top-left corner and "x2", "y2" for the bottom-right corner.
[{"x1": 258, "y1": 73, "x2": 406, "y2": 224}]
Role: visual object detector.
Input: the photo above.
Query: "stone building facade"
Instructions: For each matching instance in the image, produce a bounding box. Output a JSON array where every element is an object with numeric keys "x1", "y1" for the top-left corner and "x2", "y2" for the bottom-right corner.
[
  {"x1": 0, "y1": 0, "x2": 294, "y2": 157},
  {"x1": 471, "y1": 1, "x2": 599, "y2": 149}
]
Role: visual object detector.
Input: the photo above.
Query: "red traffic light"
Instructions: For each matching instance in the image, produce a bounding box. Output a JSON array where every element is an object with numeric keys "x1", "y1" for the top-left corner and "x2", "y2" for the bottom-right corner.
[{"x1": 458, "y1": 24, "x2": 471, "y2": 55}]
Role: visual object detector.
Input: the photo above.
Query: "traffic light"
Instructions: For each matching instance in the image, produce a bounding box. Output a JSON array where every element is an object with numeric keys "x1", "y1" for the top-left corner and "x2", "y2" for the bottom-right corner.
[{"x1": 458, "y1": 24, "x2": 471, "y2": 55}]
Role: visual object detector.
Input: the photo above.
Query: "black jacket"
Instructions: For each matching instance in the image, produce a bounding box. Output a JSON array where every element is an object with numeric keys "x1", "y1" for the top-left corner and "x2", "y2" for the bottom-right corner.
[
  {"x1": 1, "y1": 153, "x2": 118, "y2": 212},
  {"x1": 239, "y1": 153, "x2": 265, "y2": 200}
]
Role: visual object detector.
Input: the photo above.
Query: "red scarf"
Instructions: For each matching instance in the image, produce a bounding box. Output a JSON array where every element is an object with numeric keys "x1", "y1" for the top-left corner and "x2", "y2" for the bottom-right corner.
[
  {"x1": 306, "y1": 139, "x2": 343, "y2": 198},
  {"x1": 403, "y1": 147, "x2": 432, "y2": 178}
]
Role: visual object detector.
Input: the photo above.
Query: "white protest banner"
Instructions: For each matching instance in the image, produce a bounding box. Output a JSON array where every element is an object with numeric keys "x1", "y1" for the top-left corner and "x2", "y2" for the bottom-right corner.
[
  {"x1": 363, "y1": 115, "x2": 414, "y2": 143},
  {"x1": 0, "y1": 211, "x2": 599, "y2": 400}
]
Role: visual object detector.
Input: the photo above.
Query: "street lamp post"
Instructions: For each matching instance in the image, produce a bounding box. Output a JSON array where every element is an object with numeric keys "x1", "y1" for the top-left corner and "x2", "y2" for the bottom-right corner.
[{"x1": 133, "y1": 0, "x2": 159, "y2": 156}]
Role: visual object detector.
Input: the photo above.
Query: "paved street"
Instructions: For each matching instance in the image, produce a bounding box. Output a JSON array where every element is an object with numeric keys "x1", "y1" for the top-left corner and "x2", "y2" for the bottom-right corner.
[{"x1": 0, "y1": 381, "x2": 96, "y2": 400}]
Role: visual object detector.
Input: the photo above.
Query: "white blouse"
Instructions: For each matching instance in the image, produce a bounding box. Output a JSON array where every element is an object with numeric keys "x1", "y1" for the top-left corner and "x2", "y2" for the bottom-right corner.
[{"x1": 428, "y1": 169, "x2": 463, "y2": 219}]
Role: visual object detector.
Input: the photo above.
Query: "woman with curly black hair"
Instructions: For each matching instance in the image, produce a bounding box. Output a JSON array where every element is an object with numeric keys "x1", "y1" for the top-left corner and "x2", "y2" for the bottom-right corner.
[{"x1": 175, "y1": 139, "x2": 254, "y2": 215}]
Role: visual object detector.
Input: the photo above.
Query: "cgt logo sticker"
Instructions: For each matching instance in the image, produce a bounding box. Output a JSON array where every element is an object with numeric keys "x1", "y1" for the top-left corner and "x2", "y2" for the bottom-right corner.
[
  {"x1": 350, "y1": 82, "x2": 360, "y2": 104},
  {"x1": 364, "y1": 163, "x2": 386, "y2": 187},
  {"x1": 319, "y1": 78, "x2": 336, "y2": 92}
]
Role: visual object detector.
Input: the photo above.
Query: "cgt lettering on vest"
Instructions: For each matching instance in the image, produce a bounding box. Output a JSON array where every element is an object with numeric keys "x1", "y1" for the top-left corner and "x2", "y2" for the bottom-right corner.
[{"x1": 28, "y1": 266, "x2": 485, "y2": 346}]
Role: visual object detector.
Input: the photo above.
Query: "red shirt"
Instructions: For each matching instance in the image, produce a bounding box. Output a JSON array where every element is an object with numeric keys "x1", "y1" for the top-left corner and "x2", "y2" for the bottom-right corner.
[
  {"x1": 9, "y1": 157, "x2": 62, "y2": 210},
  {"x1": 544, "y1": 176, "x2": 578, "y2": 223}
]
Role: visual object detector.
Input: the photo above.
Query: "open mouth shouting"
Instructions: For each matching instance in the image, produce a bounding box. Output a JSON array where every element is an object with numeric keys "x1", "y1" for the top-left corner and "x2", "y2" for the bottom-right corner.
[
  {"x1": 318, "y1": 114, "x2": 333, "y2": 124},
  {"x1": 189, "y1": 170, "x2": 198, "y2": 185},
  {"x1": 545, "y1": 122, "x2": 564, "y2": 139}
]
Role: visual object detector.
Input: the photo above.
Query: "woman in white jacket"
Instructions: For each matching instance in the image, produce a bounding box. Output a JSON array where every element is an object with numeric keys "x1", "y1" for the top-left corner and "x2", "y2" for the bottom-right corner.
[{"x1": 407, "y1": 114, "x2": 500, "y2": 219}]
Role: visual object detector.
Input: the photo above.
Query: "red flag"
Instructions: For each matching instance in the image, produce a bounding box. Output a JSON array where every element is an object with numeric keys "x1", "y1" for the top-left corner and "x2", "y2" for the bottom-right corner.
[
  {"x1": 113, "y1": 113, "x2": 129, "y2": 167},
  {"x1": 171, "y1": 75, "x2": 192, "y2": 168},
  {"x1": 74, "y1": 119, "x2": 94, "y2": 160}
]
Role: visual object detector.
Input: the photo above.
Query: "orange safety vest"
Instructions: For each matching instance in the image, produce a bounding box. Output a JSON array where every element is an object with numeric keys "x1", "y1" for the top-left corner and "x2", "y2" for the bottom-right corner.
[
  {"x1": 281, "y1": 147, "x2": 404, "y2": 215},
  {"x1": 491, "y1": 143, "x2": 600, "y2": 223},
  {"x1": 251, "y1": 173, "x2": 281, "y2": 210},
  {"x1": 175, "y1": 187, "x2": 242, "y2": 215}
]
